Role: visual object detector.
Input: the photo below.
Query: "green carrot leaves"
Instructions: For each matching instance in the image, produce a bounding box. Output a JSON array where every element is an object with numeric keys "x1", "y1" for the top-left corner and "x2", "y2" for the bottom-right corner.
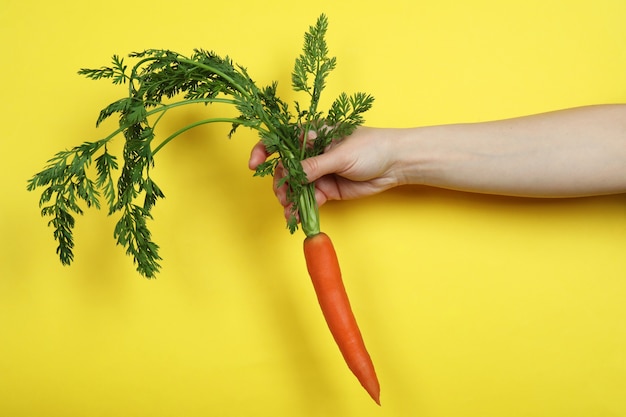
[
  {"x1": 28, "y1": 14, "x2": 373, "y2": 277},
  {"x1": 78, "y1": 54, "x2": 128, "y2": 85}
]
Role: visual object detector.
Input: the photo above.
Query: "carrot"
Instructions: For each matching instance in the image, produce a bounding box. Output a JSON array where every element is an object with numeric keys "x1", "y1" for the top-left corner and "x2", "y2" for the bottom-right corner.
[{"x1": 303, "y1": 232, "x2": 380, "y2": 405}]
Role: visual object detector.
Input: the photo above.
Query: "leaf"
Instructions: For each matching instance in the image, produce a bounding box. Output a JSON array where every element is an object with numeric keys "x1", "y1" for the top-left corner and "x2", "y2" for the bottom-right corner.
[
  {"x1": 96, "y1": 98, "x2": 133, "y2": 127},
  {"x1": 291, "y1": 13, "x2": 333, "y2": 99},
  {"x1": 327, "y1": 92, "x2": 375, "y2": 139},
  {"x1": 95, "y1": 150, "x2": 119, "y2": 211},
  {"x1": 78, "y1": 54, "x2": 128, "y2": 85},
  {"x1": 254, "y1": 158, "x2": 280, "y2": 177},
  {"x1": 142, "y1": 177, "x2": 165, "y2": 211},
  {"x1": 113, "y1": 204, "x2": 161, "y2": 278}
]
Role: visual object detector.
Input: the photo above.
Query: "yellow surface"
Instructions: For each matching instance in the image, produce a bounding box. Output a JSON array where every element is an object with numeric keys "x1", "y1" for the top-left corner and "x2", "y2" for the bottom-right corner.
[{"x1": 2, "y1": 1, "x2": 626, "y2": 416}]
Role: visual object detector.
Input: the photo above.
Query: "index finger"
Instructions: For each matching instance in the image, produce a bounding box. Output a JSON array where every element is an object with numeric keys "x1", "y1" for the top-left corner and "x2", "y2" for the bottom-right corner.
[{"x1": 248, "y1": 141, "x2": 270, "y2": 170}]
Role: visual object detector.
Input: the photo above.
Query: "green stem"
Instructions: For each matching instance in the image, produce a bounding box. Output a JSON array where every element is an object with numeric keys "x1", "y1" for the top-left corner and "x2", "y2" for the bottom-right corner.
[
  {"x1": 152, "y1": 97, "x2": 239, "y2": 110},
  {"x1": 129, "y1": 56, "x2": 161, "y2": 96},
  {"x1": 298, "y1": 183, "x2": 320, "y2": 237},
  {"x1": 152, "y1": 117, "x2": 268, "y2": 155},
  {"x1": 90, "y1": 97, "x2": 241, "y2": 152}
]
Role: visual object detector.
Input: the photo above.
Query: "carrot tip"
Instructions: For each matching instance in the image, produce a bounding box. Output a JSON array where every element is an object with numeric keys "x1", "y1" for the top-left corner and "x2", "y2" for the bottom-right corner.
[
  {"x1": 357, "y1": 373, "x2": 380, "y2": 405},
  {"x1": 366, "y1": 386, "x2": 381, "y2": 405}
]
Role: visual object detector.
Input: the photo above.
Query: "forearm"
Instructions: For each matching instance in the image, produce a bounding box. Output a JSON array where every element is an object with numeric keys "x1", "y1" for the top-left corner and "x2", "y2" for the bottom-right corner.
[{"x1": 391, "y1": 104, "x2": 626, "y2": 197}]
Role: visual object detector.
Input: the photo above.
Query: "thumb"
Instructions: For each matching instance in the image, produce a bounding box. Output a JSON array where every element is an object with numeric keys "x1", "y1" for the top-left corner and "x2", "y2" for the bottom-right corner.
[{"x1": 301, "y1": 151, "x2": 342, "y2": 183}]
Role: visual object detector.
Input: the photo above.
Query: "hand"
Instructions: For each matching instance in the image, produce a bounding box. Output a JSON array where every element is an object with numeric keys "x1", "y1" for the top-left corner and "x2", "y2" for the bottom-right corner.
[{"x1": 248, "y1": 127, "x2": 400, "y2": 219}]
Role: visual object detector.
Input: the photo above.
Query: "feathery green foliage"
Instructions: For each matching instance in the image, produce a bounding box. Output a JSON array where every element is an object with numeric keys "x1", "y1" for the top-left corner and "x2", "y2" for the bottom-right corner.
[{"x1": 27, "y1": 14, "x2": 374, "y2": 278}]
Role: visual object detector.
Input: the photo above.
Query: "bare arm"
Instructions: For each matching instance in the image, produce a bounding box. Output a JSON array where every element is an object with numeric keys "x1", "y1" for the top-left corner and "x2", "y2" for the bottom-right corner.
[
  {"x1": 398, "y1": 104, "x2": 626, "y2": 197},
  {"x1": 249, "y1": 104, "x2": 626, "y2": 214}
]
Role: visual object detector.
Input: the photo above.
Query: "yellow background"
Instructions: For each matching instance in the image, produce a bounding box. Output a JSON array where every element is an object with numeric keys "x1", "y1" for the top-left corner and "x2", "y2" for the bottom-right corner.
[{"x1": 2, "y1": 1, "x2": 626, "y2": 416}]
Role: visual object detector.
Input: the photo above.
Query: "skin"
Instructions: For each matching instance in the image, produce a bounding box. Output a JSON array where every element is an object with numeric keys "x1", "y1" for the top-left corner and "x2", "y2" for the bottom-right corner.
[{"x1": 249, "y1": 104, "x2": 626, "y2": 217}]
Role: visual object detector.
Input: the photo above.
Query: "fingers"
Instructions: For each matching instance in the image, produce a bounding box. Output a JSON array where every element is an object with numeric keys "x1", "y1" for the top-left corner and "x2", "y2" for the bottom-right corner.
[
  {"x1": 273, "y1": 163, "x2": 300, "y2": 223},
  {"x1": 272, "y1": 163, "x2": 289, "y2": 207},
  {"x1": 248, "y1": 141, "x2": 269, "y2": 170},
  {"x1": 248, "y1": 142, "x2": 290, "y2": 219},
  {"x1": 248, "y1": 141, "x2": 292, "y2": 212}
]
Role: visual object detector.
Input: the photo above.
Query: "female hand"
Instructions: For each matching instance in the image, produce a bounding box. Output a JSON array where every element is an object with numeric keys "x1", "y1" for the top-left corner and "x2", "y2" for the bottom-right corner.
[{"x1": 248, "y1": 127, "x2": 401, "y2": 218}]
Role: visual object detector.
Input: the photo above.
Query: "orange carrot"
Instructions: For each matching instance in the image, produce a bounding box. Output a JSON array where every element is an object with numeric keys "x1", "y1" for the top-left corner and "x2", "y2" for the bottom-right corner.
[{"x1": 303, "y1": 232, "x2": 380, "y2": 405}]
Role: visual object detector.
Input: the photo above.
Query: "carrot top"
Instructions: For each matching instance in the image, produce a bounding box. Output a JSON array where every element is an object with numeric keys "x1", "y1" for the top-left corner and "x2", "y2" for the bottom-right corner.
[{"x1": 27, "y1": 14, "x2": 373, "y2": 277}]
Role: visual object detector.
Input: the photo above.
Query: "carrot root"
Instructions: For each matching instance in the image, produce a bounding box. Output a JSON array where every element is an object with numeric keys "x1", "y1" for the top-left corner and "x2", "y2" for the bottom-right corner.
[{"x1": 303, "y1": 232, "x2": 380, "y2": 405}]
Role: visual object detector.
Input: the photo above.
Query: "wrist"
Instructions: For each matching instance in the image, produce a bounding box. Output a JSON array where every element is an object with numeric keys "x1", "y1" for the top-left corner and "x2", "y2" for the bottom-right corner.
[{"x1": 387, "y1": 126, "x2": 441, "y2": 187}]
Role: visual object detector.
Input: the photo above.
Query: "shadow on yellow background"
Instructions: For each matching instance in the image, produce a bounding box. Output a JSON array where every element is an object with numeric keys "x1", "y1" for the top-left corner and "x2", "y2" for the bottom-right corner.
[{"x1": 2, "y1": 1, "x2": 625, "y2": 416}]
